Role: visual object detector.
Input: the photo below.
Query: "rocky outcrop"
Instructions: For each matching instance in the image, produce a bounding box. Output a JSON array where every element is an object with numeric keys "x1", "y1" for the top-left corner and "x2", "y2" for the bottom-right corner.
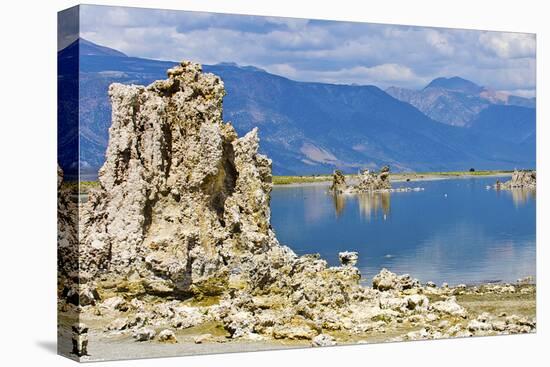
[
  {"x1": 339, "y1": 251, "x2": 359, "y2": 266},
  {"x1": 157, "y1": 329, "x2": 177, "y2": 343},
  {"x1": 79, "y1": 61, "x2": 278, "y2": 298},
  {"x1": 329, "y1": 170, "x2": 347, "y2": 193},
  {"x1": 372, "y1": 268, "x2": 420, "y2": 291},
  {"x1": 495, "y1": 170, "x2": 536, "y2": 190},
  {"x1": 330, "y1": 166, "x2": 394, "y2": 195},
  {"x1": 312, "y1": 334, "x2": 337, "y2": 347},
  {"x1": 70, "y1": 61, "x2": 373, "y2": 341},
  {"x1": 355, "y1": 166, "x2": 391, "y2": 192},
  {"x1": 57, "y1": 165, "x2": 78, "y2": 277}
]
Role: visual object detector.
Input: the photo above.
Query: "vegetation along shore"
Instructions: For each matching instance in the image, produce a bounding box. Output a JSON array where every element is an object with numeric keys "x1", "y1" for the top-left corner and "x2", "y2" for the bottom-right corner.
[{"x1": 68, "y1": 170, "x2": 515, "y2": 194}]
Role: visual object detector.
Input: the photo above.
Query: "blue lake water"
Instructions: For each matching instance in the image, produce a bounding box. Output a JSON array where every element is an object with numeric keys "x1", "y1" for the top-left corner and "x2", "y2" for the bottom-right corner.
[{"x1": 270, "y1": 177, "x2": 536, "y2": 286}]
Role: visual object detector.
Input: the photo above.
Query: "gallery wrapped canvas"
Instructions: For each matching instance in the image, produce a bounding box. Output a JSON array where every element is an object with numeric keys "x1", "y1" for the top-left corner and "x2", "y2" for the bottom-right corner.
[{"x1": 58, "y1": 4, "x2": 536, "y2": 362}]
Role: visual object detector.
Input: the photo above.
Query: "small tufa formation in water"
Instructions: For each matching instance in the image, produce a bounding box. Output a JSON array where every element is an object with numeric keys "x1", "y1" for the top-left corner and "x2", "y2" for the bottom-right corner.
[
  {"x1": 495, "y1": 169, "x2": 536, "y2": 190},
  {"x1": 329, "y1": 169, "x2": 347, "y2": 193},
  {"x1": 338, "y1": 251, "x2": 359, "y2": 266},
  {"x1": 330, "y1": 165, "x2": 395, "y2": 194},
  {"x1": 355, "y1": 165, "x2": 392, "y2": 192}
]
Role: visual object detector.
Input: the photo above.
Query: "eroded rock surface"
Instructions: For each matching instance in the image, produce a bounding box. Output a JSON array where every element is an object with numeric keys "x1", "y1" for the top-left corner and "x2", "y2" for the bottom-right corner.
[
  {"x1": 330, "y1": 170, "x2": 347, "y2": 193},
  {"x1": 78, "y1": 61, "x2": 278, "y2": 298},
  {"x1": 330, "y1": 166, "x2": 393, "y2": 194},
  {"x1": 495, "y1": 170, "x2": 536, "y2": 190},
  {"x1": 355, "y1": 166, "x2": 391, "y2": 192}
]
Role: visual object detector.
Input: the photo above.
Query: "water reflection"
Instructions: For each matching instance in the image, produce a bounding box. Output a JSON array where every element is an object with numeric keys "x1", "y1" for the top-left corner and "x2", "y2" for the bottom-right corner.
[
  {"x1": 358, "y1": 192, "x2": 390, "y2": 221},
  {"x1": 332, "y1": 193, "x2": 346, "y2": 216},
  {"x1": 331, "y1": 192, "x2": 391, "y2": 221},
  {"x1": 508, "y1": 189, "x2": 536, "y2": 207},
  {"x1": 271, "y1": 176, "x2": 536, "y2": 285}
]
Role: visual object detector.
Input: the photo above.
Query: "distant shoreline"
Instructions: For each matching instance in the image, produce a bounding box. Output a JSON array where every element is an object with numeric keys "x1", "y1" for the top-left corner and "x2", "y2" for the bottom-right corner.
[
  {"x1": 64, "y1": 171, "x2": 515, "y2": 192},
  {"x1": 272, "y1": 170, "x2": 514, "y2": 187}
]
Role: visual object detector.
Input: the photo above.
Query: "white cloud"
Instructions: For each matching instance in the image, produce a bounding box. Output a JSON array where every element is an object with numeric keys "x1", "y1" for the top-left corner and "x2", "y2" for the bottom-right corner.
[
  {"x1": 269, "y1": 63, "x2": 428, "y2": 88},
  {"x1": 479, "y1": 32, "x2": 536, "y2": 59},
  {"x1": 425, "y1": 29, "x2": 455, "y2": 56},
  {"x1": 267, "y1": 63, "x2": 299, "y2": 79},
  {"x1": 78, "y1": 5, "x2": 536, "y2": 93}
]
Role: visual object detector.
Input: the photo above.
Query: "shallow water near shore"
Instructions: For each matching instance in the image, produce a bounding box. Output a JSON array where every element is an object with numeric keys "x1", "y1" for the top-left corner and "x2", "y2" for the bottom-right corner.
[{"x1": 270, "y1": 176, "x2": 535, "y2": 286}]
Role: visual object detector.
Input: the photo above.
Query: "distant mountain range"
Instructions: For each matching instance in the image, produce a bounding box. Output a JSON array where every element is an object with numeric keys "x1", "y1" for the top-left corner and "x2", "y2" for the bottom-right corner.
[
  {"x1": 386, "y1": 76, "x2": 535, "y2": 127},
  {"x1": 58, "y1": 39, "x2": 536, "y2": 176}
]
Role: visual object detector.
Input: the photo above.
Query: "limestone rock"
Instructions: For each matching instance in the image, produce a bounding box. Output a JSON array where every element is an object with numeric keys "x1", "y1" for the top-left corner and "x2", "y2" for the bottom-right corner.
[
  {"x1": 431, "y1": 296, "x2": 467, "y2": 318},
  {"x1": 65, "y1": 283, "x2": 99, "y2": 307},
  {"x1": 225, "y1": 310, "x2": 257, "y2": 338},
  {"x1": 405, "y1": 294, "x2": 430, "y2": 312},
  {"x1": 338, "y1": 251, "x2": 359, "y2": 266},
  {"x1": 495, "y1": 170, "x2": 536, "y2": 190},
  {"x1": 100, "y1": 296, "x2": 128, "y2": 312},
  {"x1": 79, "y1": 61, "x2": 278, "y2": 297},
  {"x1": 312, "y1": 334, "x2": 337, "y2": 347},
  {"x1": 355, "y1": 166, "x2": 391, "y2": 192},
  {"x1": 171, "y1": 307, "x2": 204, "y2": 330},
  {"x1": 372, "y1": 268, "x2": 420, "y2": 291},
  {"x1": 105, "y1": 317, "x2": 129, "y2": 331},
  {"x1": 157, "y1": 329, "x2": 177, "y2": 343},
  {"x1": 273, "y1": 323, "x2": 318, "y2": 340},
  {"x1": 133, "y1": 328, "x2": 156, "y2": 342},
  {"x1": 330, "y1": 170, "x2": 347, "y2": 193},
  {"x1": 467, "y1": 320, "x2": 492, "y2": 332},
  {"x1": 128, "y1": 313, "x2": 149, "y2": 329}
]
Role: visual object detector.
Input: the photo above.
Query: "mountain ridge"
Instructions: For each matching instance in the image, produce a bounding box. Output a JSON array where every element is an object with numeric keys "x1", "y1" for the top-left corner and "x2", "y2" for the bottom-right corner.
[
  {"x1": 58, "y1": 39, "x2": 536, "y2": 176},
  {"x1": 387, "y1": 76, "x2": 535, "y2": 127}
]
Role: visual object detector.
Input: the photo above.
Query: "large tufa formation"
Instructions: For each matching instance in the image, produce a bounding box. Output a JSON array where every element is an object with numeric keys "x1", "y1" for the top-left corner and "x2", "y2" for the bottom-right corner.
[
  {"x1": 79, "y1": 61, "x2": 278, "y2": 298},
  {"x1": 72, "y1": 61, "x2": 371, "y2": 339},
  {"x1": 58, "y1": 165, "x2": 78, "y2": 276},
  {"x1": 495, "y1": 170, "x2": 536, "y2": 190}
]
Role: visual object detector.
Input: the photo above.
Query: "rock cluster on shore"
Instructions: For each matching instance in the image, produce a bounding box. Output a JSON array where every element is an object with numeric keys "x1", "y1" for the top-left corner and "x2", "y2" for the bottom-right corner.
[
  {"x1": 59, "y1": 61, "x2": 535, "y2": 353},
  {"x1": 495, "y1": 169, "x2": 536, "y2": 190},
  {"x1": 78, "y1": 267, "x2": 535, "y2": 346}
]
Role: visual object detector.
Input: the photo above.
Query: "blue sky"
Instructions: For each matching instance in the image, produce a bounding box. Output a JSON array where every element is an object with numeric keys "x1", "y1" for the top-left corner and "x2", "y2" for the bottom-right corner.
[{"x1": 70, "y1": 4, "x2": 535, "y2": 97}]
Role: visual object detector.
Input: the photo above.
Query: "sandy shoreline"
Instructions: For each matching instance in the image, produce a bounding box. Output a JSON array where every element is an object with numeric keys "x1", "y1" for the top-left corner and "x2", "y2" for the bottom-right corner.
[{"x1": 272, "y1": 173, "x2": 513, "y2": 189}]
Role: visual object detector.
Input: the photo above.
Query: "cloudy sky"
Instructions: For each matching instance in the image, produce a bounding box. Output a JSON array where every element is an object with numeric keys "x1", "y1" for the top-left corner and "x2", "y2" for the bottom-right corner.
[{"x1": 74, "y1": 4, "x2": 535, "y2": 96}]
